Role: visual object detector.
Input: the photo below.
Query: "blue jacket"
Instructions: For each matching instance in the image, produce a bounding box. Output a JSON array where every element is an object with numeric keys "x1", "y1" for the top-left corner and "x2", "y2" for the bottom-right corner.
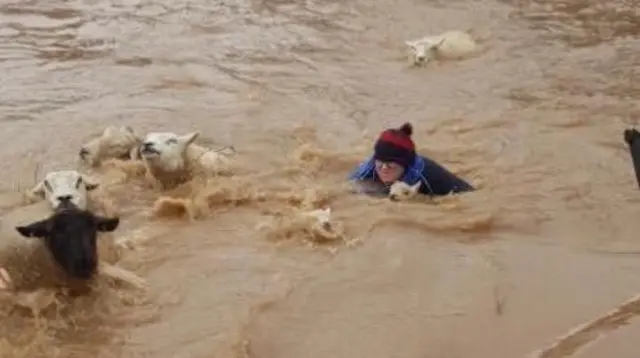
[{"x1": 348, "y1": 155, "x2": 474, "y2": 197}]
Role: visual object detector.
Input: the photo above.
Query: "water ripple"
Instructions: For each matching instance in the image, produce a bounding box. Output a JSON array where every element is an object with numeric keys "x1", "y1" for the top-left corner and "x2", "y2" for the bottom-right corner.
[{"x1": 508, "y1": 0, "x2": 640, "y2": 47}]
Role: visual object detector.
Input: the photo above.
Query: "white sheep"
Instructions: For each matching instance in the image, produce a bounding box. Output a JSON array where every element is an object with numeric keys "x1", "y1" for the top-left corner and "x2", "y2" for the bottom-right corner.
[
  {"x1": 79, "y1": 126, "x2": 143, "y2": 167},
  {"x1": 389, "y1": 181, "x2": 422, "y2": 201},
  {"x1": 296, "y1": 207, "x2": 344, "y2": 242},
  {"x1": 28, "y1": 170, "x2": 100, "y2": 211},
  {"x1": 138, "y1": 131, "x2": 235, "y2": 190},
  {"x1": 258, "y1": 207, "x2": 344, "y2": 243},
  {"x1": 405, "y1": 30, "x2": 478, "y2": 66},
  {"x1": 302, "y1": 207, "x2": 332, "y2": 225}
]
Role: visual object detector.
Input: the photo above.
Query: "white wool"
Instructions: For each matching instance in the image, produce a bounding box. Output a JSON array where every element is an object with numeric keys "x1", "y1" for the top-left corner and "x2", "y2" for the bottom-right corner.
[
  {"x1": 300, "y1": 207, "x2": 343, "y2": 242},
  {"x1": 389, "y1": 181, "x2": 422, "y2": 201},
  {"x1": 255, "y1": 206, "x2": 343, "y2": 243},
  {"x1": 79, "y1": 126, "x2": 142, "y2": 167},
  {"x1": 0, "y1": 202, "x2": 56, "y2": 238},
  {"x1": 28, "y1": 170, "x2": 100, "y2": 211},
  {"x1": 139, "y1": 131, "x2": 199, "y2": 174},
  {"x1": 405, "y1": 30, "x2": 478, "y2": 66},
  {"x1": 139, "y1": 131, "x2": 234, "y2": 189},
  {"x1": 302, "y1": 207, "x2": 332, "y2": 224}
]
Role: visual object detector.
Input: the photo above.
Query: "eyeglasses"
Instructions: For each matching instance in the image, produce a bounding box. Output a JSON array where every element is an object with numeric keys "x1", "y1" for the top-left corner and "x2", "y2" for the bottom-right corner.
[{"x1": 374, "y1": 160, "x2": 402, "y2": 170}]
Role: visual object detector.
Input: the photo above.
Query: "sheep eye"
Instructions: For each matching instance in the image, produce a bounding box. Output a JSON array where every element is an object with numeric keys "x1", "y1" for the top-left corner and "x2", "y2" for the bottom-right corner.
[
  {"x1": 166, "y1": 138, "x2": 178, "y2": 145},
  {"x1": 43, "y1": 180, "x2": 53, "y2": 191},
  {"x1": 75, "y1": 177, "x2": 83, "y2": 188}
]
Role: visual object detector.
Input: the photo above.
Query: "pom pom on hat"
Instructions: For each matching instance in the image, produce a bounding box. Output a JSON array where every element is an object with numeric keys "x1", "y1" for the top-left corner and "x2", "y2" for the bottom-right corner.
[{"x1": 398, "y1": 122, "x2": 413, "y2": 136}]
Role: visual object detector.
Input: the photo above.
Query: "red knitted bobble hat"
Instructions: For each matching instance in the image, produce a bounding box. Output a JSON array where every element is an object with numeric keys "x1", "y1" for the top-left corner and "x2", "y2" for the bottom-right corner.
[{"x1": 373, "y1": 122, "x2": 416, "y2": 168}]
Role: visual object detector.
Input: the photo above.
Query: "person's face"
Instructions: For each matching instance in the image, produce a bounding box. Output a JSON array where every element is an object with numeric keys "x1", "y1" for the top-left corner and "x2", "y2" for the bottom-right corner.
[{"x1": 374, "y1": 160, "x2": 405, "y2": 184}]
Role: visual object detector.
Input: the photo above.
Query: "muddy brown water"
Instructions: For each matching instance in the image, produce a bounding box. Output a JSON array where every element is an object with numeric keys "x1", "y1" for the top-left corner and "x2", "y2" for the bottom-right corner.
[{"x1": 1, "y1": 0, "x2": 640, "y2": 357}]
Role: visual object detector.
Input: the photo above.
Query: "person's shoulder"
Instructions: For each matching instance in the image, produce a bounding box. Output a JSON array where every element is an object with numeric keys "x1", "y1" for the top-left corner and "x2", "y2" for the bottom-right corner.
[
  {"x1": 416, "y1": 154, "x2": 448, "y2": 172},
  {"x1": 415, "y1": 154, "x2": 460, "y2": 183}
]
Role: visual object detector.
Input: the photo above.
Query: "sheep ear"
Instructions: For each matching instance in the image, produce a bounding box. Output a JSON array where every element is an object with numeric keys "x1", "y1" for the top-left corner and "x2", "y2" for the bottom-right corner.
[
  {"x1": 103, "y1": 126, "x2": 120, "y2": 137},
  {"x1": 624, "y1": 128, "x2": 640, "y2": 146},
  {"x1": 124, "y1": 126, "x2": 143, "y2": 142},
  {"x1": 94, "y1": 216, "x2": 120, "y2": 233},
  {"x1": 318, "y1": 208, "x2": 332, "y2": 223},
  {"x1": 16, "y1": 218, "x2": 51, "y2": 239},
  {"x1": 410, "y1": 181, "x2": 422, "y2": 192},
  {"x1": 82, "y1": 175, "x2": 100, "y2": 191},
  {"x1": 129, "y1": 145, "x2": 141, "y2": 160},
  {"x1": 433, "y1": 38, "x2": 446, "y2": 49},
  {"x1": 30, "y1": 180, "x2": 46, "y2": 199},
  {"x1": 178, "y1": 132, "x2": 200, "y2": 146}
]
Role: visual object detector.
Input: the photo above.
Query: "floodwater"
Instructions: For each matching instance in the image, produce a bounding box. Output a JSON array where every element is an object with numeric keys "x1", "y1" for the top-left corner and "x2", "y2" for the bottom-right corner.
[{"x1": 1, "y1": 0, "x2": 640, "y2": 357}]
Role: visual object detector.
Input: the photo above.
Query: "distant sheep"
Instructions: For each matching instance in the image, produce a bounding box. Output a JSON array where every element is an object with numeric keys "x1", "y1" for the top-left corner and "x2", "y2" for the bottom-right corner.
[
  {"x1": 79, "y1": 126, "x2": 142, "y2": 167},
  {"x1": 293, "y1": 207, "x2": 344, "y2": 242},
  {"x1": 405, "y1": 30, "x2": 479, "y2": 66},
  {"x1": 138, "y1": 131, "x2": 235, "y2": 190},
  {"x1": 258, "y1": 207, "x2": 344, "y2": 243},
  {"x1": 302, "y1": 207, "x2": 338, "y2": 240}
]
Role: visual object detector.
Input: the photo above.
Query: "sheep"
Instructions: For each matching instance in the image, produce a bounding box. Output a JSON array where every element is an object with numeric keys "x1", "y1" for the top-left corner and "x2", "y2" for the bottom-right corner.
[
  {"x1": 388, "y1": 181, "x2": 422, "y2": 201},
  {"x1": 0, "y1": 206, "x2": 147, "y2": 323},
  {"x1": 404, "y1": 30, "x2": 478, "y2": 66},
  {"x1": 14, "y1": 203, "x2": 121, "y2": 280},
  {"x1": 25, "y1": 170, "x2": 120, "y2": 253},
  {"x1": 294, "y1": 207, "x2": 345, "y2": 242},
  {"x1": 2, "y1": 203, "x2": 147, "y2": 291},
  {"x1": 257, "y1": 207, "x2": 345, "y2": 243},
  {"x1": 138, "y1": 131, "x2": 235, "y2": 190},
  {"x1": 28, "y1": 170, "x2": 100, "y2": 211},
  {"x1": 78, "y1": 126, "x2": 143, "y2": 167},
  {"x1": 9, "y1": 170, "x2": 146, "y2": 290}
]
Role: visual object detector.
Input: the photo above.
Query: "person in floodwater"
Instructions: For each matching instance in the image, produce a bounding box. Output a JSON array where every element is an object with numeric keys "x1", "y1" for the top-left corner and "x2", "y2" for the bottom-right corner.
[{"x1": 349, "y1": 122, "x2": 474, "y2": 197}]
